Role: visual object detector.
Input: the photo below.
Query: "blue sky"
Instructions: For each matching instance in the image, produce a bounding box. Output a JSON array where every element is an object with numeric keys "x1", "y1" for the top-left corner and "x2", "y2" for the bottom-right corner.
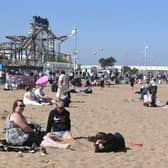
[{"x1": 0, "y1": 0, "x2": 168, "y2": 66}]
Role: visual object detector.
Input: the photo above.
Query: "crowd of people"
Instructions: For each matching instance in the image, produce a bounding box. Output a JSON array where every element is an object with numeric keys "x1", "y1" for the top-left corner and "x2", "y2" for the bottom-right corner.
[
  {"x1": 2, "y1": 70, "x2": 75, "y2": 152},
  {"x1": 1, "y1": 69, "x2": 127, "y2": 153},
  {"x1": 1, "y1": 68, "x2": 168, "y2": 154}
]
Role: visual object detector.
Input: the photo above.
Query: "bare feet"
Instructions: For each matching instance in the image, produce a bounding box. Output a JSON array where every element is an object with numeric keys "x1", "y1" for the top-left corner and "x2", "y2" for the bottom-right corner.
[{"x1": 66, "y1": 144, "x2": 75, "y2": 151}]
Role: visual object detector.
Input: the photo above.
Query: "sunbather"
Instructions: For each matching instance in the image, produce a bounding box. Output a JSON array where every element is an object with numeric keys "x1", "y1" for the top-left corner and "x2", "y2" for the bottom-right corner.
[
  {"x1": 5, "y1": 99, "x2": 45, "y2": 146},
  {"x1": 23, "y1": 86, "x2": 42, "y2": 105}
]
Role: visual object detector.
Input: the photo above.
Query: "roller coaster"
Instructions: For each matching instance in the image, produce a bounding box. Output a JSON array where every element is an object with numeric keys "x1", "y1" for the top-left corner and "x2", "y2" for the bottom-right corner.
[{"x1": 0, "y1": 16, "x2": 72, "y2": 70}]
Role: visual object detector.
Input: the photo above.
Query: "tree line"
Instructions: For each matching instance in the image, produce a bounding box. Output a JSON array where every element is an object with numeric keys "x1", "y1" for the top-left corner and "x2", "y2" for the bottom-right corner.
[{"x1": 99, "y1": 56, "x2": 138, "y2": 74}]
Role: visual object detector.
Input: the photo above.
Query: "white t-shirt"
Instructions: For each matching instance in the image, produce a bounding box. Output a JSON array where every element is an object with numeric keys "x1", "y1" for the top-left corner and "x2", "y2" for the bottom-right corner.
[
  {"x1": 34, "y1": 88, "x2": 45, "y2": 97},
  {"x1": 58, "y1": 74, "x2": 65, "y2": 87}
]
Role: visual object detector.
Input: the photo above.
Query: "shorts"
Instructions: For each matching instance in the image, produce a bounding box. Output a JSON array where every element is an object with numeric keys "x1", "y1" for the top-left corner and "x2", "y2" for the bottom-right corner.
[{"x1": 52, "y1": 131, "x2": 66, "y2": 138}]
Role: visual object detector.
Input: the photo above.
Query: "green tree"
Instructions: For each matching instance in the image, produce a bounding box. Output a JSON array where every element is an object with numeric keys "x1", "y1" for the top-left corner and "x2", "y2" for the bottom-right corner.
[
  {"x1": 121, "y1": 66, "x2": 139, "y2": 74},
  {"x1": 131, "y1": 67, "x2": 139, "y2": 74},
  {"x1": 99, "y1": 56, "x2": 116, "y2": 69},
  {"x1": 121, "y1": 66, "x2": 132, "y2": 74}
]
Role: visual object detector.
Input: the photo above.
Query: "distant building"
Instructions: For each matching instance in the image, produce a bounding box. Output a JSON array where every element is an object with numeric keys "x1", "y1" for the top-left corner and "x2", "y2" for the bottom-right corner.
[{"x1": 80, "y1": 65, "x2": 168, "y2": 74}]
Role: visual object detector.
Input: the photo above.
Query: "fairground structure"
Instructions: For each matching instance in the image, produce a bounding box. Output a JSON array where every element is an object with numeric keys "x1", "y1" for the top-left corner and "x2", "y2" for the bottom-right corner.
[{"x1": 0, "y1": 16, "x2": 73, "y2": 72}]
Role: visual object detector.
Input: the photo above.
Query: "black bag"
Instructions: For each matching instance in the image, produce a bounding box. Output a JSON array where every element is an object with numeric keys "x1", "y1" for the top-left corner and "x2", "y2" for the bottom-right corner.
[
  {"x1": 94, "y1": 132, "x2": 126, "y2": 153},
  {"x1": 85, "y1": 87, "x2": 93, "y2": 94},
  {"x1": 61, "y1": 96, "x2": 71, "y2": 107}
]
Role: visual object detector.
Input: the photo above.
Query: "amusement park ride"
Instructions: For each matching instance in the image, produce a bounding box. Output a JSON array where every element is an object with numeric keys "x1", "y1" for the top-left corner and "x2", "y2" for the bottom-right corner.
[{"x1": 0, "y1": 16, "x2": 76, "y2": 70}]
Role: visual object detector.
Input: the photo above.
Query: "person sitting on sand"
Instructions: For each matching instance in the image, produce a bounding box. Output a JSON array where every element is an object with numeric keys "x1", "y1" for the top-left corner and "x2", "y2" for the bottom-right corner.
[
  {"x1": 143, "y1": 79, "x2": 158, "y2": 107},
  {"x1": 3, "y1": 80, "x2": 11, "y2": 91},
  {"x1": 34, "y1": 85, "x2": 55, "y2": 104},
  {"x1": 23, "y1": 86, "x2": 42, "y2": 105},
  {"x1": 41, "y1": 101, "x2": 72, "y2": 149},
  {"x1": 5, "y1": 99, "x2": 69, "y2": 149},
  {"x1": 5, "y1": 99, "x2": 45, "y2": 146},
  {"x1": 148, "y1": 78, "x2": 157, "y2": 107}
]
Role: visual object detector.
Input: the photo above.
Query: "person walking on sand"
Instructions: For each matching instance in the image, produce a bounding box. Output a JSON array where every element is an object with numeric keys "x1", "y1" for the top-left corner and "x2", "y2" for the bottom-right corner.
[
  {"x1": 56, "y1": 70, "x2": 69, "y2": 101},
  {"x1": 129, "y1": 75, "x2": 135, "y2": 92}
]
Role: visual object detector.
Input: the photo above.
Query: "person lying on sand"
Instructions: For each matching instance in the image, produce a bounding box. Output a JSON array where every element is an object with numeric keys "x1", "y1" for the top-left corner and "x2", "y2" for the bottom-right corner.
[{"x1": 88, "y1": 132, "x2": 126, "y2": 153}]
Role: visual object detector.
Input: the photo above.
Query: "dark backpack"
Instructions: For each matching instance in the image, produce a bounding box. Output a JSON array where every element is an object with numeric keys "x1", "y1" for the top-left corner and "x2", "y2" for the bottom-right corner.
[
  {"x1": 61, "y1": 96, "x2": 71, "y2": 107},
  {"x1": 85, "y1": 87, "x2": 93, "y2": 94}
]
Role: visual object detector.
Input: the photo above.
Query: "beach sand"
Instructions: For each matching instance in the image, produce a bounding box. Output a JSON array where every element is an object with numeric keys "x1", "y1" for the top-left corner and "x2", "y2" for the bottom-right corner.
[{"x1": 0, "y1": 84, "x2": 168, "y2": 168}]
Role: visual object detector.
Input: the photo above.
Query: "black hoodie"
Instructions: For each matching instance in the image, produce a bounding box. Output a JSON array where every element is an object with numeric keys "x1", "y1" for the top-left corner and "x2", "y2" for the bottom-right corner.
[{"x1": 46, "y1": 108, "x2": 71, "y2": 133}]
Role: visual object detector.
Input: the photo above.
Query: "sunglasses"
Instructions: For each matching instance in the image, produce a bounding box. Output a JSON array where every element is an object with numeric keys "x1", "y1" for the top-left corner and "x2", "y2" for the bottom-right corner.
[
  {"x1": 18, "y1": 104, "x2": 25, "y2": 107},
  {"x1": 58, "y1": 106, "x2": 64, "y2": 110}
]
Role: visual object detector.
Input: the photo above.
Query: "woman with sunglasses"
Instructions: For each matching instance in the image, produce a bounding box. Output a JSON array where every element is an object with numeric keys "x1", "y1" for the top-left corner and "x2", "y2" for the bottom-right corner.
[{"x1": 5, "y1": 99, "x2": 44, "y2": 146}]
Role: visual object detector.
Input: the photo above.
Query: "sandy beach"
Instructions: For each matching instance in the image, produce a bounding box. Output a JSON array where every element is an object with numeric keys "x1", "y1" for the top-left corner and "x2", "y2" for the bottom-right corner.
[{"x1": 0, "y1": 83, "x2": 168, "y2": 168}]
